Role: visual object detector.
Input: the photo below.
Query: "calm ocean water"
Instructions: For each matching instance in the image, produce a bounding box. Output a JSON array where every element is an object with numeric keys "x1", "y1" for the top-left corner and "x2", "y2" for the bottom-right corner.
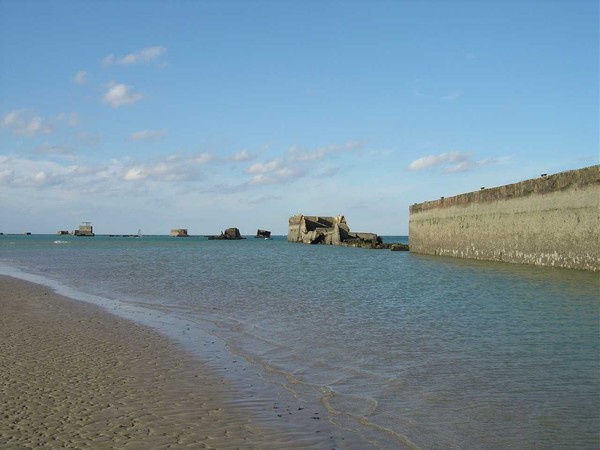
[{"x1": 1, "y1": 234, "x2": 598, "y2": 449}]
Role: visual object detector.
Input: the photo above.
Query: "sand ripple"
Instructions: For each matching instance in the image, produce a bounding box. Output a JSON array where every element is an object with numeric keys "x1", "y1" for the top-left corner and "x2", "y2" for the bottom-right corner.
[{"x1": 0, "y1": 276, "x2": 311, "y2": 449}]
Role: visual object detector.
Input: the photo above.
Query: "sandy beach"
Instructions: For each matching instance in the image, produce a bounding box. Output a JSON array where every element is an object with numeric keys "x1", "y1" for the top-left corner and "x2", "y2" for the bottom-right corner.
[{"x1": 0, "y1": 275, "x2": 323, "y2": 449}]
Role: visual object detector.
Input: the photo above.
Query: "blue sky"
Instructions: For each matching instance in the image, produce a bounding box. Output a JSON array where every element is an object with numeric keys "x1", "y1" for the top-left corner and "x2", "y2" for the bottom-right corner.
[{"x1": 0, "y1": 0, "x2": 597, "y2": 235}]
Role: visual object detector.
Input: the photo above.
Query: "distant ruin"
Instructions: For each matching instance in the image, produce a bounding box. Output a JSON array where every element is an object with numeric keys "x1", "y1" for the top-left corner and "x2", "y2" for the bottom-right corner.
[
  {"x1": 74, "y1": 222, "x2": 94, "y2": 237},
  {"x1": 207, "y1": 227, "x2": 246, "y2": 240},
  {"x1": 288, "y1": 215, "x2": 393, "y2": 249},
  {"x1": 255, "y1": 229, "x2": 272, "y2": 239}
]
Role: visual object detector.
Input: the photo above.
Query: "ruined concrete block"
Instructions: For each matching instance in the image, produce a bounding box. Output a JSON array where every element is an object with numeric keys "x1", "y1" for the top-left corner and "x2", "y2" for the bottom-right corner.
[{"x1": 288, "y1": 215, "x2": 388, "y2": 249}]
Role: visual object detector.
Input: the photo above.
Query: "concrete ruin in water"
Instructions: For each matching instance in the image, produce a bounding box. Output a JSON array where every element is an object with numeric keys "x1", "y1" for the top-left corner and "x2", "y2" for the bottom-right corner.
[
  {"x1": 255, "y1": 229, "x2": 272, "y2": 239},
  {"x1": 74, "y1": 222, "x2": 94, "y2": 237},
  {"x1": 288, "y1": 215, "x2": 405, "y2": 249},
  {"x1": 207, "y1": 227, "x2": 246, "y2": 240}
]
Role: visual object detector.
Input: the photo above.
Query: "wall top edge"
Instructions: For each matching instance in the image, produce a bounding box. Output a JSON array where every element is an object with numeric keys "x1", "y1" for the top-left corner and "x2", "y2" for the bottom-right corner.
[{"x1": 410, "y1": 164, "x2": 599, "y2": 214}]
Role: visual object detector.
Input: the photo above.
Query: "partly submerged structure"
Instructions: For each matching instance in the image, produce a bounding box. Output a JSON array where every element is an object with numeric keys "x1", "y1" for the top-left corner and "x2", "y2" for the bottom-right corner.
[
  {"x1": 288, "y1": 215, "x2": 390, "y2": 249},
  {"x1": 255, "y1": 229, "x2": 272, "y2": 239},
  {"x1": 74, "y1": 222, "x2": 94, "y2": 237},
  {"x1": 170, "y1": 229, "x2": 189, "y2": 237},
  {"x1": 207, "y1": 227, "x2": 246, "y2": 240}
]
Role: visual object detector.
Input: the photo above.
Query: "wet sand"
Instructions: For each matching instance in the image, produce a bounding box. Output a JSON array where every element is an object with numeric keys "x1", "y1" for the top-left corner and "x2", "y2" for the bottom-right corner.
[{"x1": 0, "y1": 275, "x2": 323, "y2": 449}]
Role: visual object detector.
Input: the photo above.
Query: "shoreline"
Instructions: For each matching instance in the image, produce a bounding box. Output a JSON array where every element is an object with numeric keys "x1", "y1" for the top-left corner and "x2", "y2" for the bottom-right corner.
[{"x1": 0, "y1": 275, "x2": 352, "y2": 449}]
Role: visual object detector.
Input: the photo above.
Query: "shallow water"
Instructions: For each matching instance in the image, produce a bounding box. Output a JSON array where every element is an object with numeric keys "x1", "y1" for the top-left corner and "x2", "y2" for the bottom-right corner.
[{"x1": 1, "y1": 234, "x2": 598, "y2": 449}]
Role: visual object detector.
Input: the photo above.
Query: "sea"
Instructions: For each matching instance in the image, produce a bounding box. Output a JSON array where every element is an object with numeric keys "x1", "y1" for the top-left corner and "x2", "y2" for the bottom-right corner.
[{"x1": 0, "y1": 234, "x2": 598, "y2": 449}]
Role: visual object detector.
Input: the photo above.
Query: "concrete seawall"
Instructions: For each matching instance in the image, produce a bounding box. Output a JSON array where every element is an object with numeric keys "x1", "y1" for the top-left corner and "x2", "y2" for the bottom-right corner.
[{"x1": 409, "y1": 165, "x2": 600, "y2": 271}]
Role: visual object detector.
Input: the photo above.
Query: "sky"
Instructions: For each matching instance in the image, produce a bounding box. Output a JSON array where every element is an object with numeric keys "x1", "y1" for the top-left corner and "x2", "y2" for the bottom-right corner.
[{"x1": 0, "y1": 0, "x2": 598, "y2": 235}]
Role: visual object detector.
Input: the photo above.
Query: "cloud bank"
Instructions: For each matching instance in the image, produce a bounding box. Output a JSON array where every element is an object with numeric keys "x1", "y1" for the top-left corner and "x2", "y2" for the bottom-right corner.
[{"x1": 0, "y1": 152, "x2": 216, "y2": 192}]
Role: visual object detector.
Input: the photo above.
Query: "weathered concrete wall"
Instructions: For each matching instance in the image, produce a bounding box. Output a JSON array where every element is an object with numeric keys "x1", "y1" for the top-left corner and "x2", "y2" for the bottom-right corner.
[{"x1": 409, "y1": 165, "x2": 600, "y2": 271}]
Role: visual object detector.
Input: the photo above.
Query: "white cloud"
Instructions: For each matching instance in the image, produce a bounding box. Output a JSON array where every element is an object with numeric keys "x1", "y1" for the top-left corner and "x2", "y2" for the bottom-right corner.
[
  {"x1": 34, "y1": 171, "x2": 47, "y2": 183},
  {"x1": 122, "y1": 154, "x2": 215, "y2": 183},
  {"x1": 0, "y1": 153, "x2": 213, "y2": 192},
  {"x1": 408, "y1": 152, "x2": 506, "y2": 173},
  {"x1": 0, "y1": 157, "x2": 79, "y2": 188},
  {"x1": 24, "y1": 116, "x2": 52, "y2": 135},
  {"x1": 408, "y1": 152, "x2": 470, "y2": 171},
  {"x1": 238, "y1": 140, "x2": 363, "y2": 187},
  {"x1": 443, "y1": 156, "x2": 507, "y2": 173},
  {"x1": 244, "y1": 159, "x2": 299, "y2": 185},
  {"x1": 123, "y1": 162, "x2": 183, "y2": 182},
  {"x1": 0, "y1": 110, "x2": 80, "y2": 137},
  {"x1": 124, "y1": 167, "x2": 145, "y2": 180},
  {"x1": 1, "y1": 111, "x2": 20, "y2": 128},
  {"x1": 102, "y1": 82, "x2": 143, "y2": 108},
  {"x1": 1, "y1": 110, "x2": 54, "y2": 136},
  {"x1": 129, "y1": 129, "x2": 167, "y2": 141},
  {"x1": 248, "y1": 169, "x2": 297, "y2": 186},
  {"x1": 191, "y1": 153, "x2": 213, "y2": 164},
  {"x1": 73, "y1": 70, "x2": 88, "y2": 85},
  {"x1": 233, "y1": 149, "x2": 251, "y2": 161},
  {"x1": 102, "y1": 46, "x2": 166, "y2": 66},
  {"x1": 245, "y1": 159, "x2": 282, "y2": 175},
  {"x1": 0, "y1": 138, "x2": 366, "y2": 196}
]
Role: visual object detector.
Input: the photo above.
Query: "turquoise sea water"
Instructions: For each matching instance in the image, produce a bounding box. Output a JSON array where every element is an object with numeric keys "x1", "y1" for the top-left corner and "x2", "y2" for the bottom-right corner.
[{"x1": 1, "y1": 234, "x2": 598, "y2": 449}]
